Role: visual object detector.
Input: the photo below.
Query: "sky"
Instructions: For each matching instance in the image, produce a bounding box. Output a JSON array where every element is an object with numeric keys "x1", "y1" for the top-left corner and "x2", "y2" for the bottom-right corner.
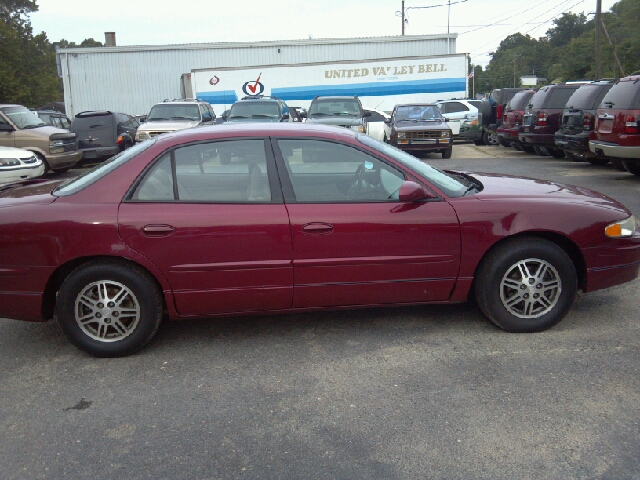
[{"x1": 31, "y1": 0, "x2": 618, "y2": 67}]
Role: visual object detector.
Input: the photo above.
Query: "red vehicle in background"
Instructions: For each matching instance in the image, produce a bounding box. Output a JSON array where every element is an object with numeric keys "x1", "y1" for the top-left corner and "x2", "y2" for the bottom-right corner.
[
  {"x1": 497, "y1": 89, "x2": 536, "y2": 152},
  {"x1": 589, "y1": 74, "x2": 640, "y2": 175},
  {"x1": 519, "y1": 83, "x2": 587, "y2": 157}
]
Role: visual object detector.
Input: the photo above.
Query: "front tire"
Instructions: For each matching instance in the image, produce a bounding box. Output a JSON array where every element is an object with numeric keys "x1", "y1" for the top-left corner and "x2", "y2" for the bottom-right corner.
[
  {"x1": 610, "y1": 158, "x2": 627, "y2": 171},
  {"x1": 534, "y1": 145, "x2": 550, "y2": 156},
  {"x1": 475, "y1": 238, "x2": 577, "y2": 333},
  {"x1": 483, "y1": 131, "x2": 499, "y2": 146},
  {"x1": 441, "y1": 146, "x2": 452, "y2": 159},
  {"x1": 57, "y1": 261, "x2": 163, "y2": 357},
  {"x1": 622, "y1": 160, "x2": 640, "y2": 176}
]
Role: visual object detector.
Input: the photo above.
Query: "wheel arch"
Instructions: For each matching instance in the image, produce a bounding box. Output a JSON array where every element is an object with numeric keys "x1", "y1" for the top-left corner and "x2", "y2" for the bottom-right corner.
[
  {"x1": 468, "y1": 230, "x2": 587, "y2": 300},
  {"x1": 41, "y1": 255, "x2": 167, "y2": 321}
]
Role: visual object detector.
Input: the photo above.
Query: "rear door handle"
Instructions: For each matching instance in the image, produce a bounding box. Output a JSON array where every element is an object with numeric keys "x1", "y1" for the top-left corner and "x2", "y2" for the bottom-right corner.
[
  {"x1": 302, "y1": 222, "x2": 334, "y2": 235},
  {"x1": 142, "y1": 224, "x2": 175, "y2": 236}
]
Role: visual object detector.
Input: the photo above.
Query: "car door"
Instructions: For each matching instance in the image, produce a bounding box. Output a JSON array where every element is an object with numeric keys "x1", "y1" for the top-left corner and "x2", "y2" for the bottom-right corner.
[
  {"x1": 118, "y1": 138, "x2": 294, "y2": 316},
  {"x1": 273, "y1": 138, "x2": 461, "y2": 308}
]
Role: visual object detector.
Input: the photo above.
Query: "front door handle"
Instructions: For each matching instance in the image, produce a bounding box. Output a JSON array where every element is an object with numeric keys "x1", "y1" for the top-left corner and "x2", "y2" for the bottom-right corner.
[
  {"x1": 302, "y1": 222, "x2": 334, "y2": 235},
  {"x1": 142, "y1": 224, "x2": 175, "y2": 237}
]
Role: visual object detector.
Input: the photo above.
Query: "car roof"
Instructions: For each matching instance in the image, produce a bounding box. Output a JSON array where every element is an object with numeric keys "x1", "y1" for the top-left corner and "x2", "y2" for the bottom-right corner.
[
  {"x1": 395, "y1": 103, "x2": 438, "y2": 107},
  {"x1": 312, "y1": 96, "x2": 359, "y2": 101},
  {"x1": 152, "y1": 122, "x2": 358, "y2": 147},
  {"x1": 36, "y1": 110, "x2": 66, "y2": 115}
]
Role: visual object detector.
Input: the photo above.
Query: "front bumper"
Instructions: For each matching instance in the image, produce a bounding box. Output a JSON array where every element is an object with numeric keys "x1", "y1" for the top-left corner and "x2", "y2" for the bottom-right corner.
[
  {"x1": 45, "y1": 150, "x2": 81, "y2": 170},
  {"x1": 589, "y1": 140, "x2": 640, "y2": 160},
  {"x1": 582, "y1": 230, "x2": 640, "y2": 292},
  {"x1": 391, "y1": 138, "x2": 451, "y2": 152},
  {"x1": 0, "y1": 163, "x2": 45, "y2": 184}
]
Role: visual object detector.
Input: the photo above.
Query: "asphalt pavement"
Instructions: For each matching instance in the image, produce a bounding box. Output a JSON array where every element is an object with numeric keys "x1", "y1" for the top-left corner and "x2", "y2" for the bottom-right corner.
[{"x1": 2, "y1": 145, "x2": 640, "y2": 479}]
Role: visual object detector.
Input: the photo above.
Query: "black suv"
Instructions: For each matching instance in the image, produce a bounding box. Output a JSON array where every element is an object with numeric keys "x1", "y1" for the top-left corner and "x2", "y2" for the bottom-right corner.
[
  {"x1": 478, "y1": 88, "x2": 526, "y2": 145},
  {"x1": 225, "y1": 96, "x2": 293, "y2": 123},
  {"x1": 306, "y1": 96, "x2": 371, "y2": 133},
  {"x1": 71, "y1": 111, "x2": 139, "y2": 162},
  {"x1": 554, "y1": 80, "x2": 615, "y2": 163}
]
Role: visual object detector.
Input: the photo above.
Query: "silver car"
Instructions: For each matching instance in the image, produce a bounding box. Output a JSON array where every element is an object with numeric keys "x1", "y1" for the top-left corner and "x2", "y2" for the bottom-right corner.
[{"x1": 135, "y1": 99, "x2": 216, "y2": 142}]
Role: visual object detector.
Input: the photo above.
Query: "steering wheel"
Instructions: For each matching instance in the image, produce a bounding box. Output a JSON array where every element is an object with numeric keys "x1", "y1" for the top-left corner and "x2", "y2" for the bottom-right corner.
[{"x1": 347, "y1": 164, "x2": 367, "y2": 200}]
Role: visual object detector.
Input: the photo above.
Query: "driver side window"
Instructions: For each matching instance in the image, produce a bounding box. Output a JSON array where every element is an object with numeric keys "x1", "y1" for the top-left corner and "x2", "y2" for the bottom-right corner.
[{"x1": 277, "y1": 139, "x2": 405, "y2": 203}]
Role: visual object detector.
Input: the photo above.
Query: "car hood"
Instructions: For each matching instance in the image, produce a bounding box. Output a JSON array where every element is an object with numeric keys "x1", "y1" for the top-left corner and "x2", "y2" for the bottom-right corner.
[
  {"x1": 0, "y1": 146, "x2": 35, "y2": 158},
  {"x1": 0, "y1": 177, "x2": 64, "y2": 206},
  {"x1": 306, "y1": 116, "x2": 362, "y2": 127},
  {"x1": 467, "y1": 172, "x2": 626, "y2": 211},
  {"x1": 137, "y1": 120, "x2": 200, "y2": 132}
]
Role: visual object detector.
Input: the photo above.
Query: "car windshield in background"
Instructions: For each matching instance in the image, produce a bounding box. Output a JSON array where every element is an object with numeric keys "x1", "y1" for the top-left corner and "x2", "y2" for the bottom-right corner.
[
  {"x1": 468, "y1": 100, "x2": 482, "y2": 109},
  {"x1": 229, "y1": 102, "x2": 280, "y2": 119},
  {"x1": 395, "y1": 105, "x2": 442, "y2": 121},
  {"x1": 1, "y1": 106, "x2": 46, "y2": 129},
  {"x1": 54, "y1": 138, "x2": 157, "y2": 196},
  {"x1": 309, "y1": 101, "x2": 360, "y2": 117},
  {"x1": 147, "y1": 104, "x2": 200, "y2": 121},
  {"x1": 357, "y1": 134, "x2": 466, "y2": 197}
]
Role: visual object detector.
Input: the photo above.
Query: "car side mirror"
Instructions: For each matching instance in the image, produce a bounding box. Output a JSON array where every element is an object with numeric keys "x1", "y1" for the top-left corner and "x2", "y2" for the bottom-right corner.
[
  {"x1": 0, "y1": 123, "x2": 15, "y2": 132},
  {"x1": 281, "y1": 113, "x2": 290, "y2": 121},
  {"x1": 202, "y1": 113, "x2": 212, "y2": 122},
  {"x1": 384, "y1": 117, "x2": 391, "y2": 124},
  {"x1": 398, "y1": 180, "x2": 434, "y2": 202},
  {"x1": 363, "y1": 111, "x2": 372, "y2": 117},
  {"x1": 444, "y1": 118, "x2": 449, "y2": 122}
]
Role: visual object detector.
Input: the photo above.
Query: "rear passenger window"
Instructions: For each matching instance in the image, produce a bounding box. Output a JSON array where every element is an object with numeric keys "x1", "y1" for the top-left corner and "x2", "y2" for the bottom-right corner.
[
  {"x1": 277, "y1": 139, "x2": 405, "y2": 202},
  {"x1": 132, "y1": 140, "x2": 272, "y2": 203}
]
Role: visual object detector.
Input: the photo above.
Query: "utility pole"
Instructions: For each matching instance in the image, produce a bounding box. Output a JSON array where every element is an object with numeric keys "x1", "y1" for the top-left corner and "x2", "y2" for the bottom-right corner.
[
  {"x1": 595, "y1": 0, "x2": 602, "y2": 79},
  {"x1": 402, "y1": 1, "x2": 405, "y2": 35},
  {"x1": 447, "y1": 0, "x2": 451, "y2": 34}
]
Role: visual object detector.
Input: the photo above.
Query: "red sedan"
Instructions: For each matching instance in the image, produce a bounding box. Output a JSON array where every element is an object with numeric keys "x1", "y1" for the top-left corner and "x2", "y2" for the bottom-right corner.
[{"x1": 1, "y1": 123, "x2": 639, "y2": 357}]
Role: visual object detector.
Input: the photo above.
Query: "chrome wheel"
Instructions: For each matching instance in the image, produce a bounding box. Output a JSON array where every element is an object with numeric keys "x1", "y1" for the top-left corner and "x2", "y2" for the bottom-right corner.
[
  {"x1": 74, "y1": 280, "x2": 141, "y2": 342},
  {"x1": 499, "y1": 258, "x2": 561, "y2": 319}
]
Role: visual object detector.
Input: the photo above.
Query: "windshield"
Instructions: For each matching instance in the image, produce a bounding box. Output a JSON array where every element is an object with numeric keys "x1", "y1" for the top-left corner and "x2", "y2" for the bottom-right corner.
[
  {"x1": 394, "y1": 105, "x2": 442, "y2": 121},
  {"x1": 357, "y1": 134, "x2": 466, "y2": 197},
  {"x1": 1, "y1": 106, "x2": 46, "y2": 129},
  {"x1": 229, "y1": 101, "x2": 280, "y2": 119},
  {"x1": 309, "y1": 100, "x2": 361, "y2": 117},
  {"x1": 54, "y1": 138, "x2": 157, "y2": 196},
  {"x1": 147, "y1": 104, "x2": 200, "y2": 121}
]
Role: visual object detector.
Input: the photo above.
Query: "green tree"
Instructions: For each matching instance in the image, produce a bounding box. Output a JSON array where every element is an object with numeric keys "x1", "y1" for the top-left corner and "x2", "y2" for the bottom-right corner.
[
  {"x1": 0, "y1": 0, "x2": 59, "y2": 106},
  {"x1": 546, "y1": 12, "x2": 588, "y2": 48}
]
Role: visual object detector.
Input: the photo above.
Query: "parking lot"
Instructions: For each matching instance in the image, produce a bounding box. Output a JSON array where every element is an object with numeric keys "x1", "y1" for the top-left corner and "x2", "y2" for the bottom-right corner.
[{"x1": 2, "y1": 145, "x2": 640, "y2": 479}]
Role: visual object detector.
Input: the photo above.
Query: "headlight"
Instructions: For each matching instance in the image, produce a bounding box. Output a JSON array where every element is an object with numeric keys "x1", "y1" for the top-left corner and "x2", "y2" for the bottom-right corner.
[
  {"x1": 441, "y1": 131, "x2": 450, "y2": 137},
  {"x1": 136, "y1": 131, "x2": 150, "y2": 141},
  {"x1": 397, "y1": 132, "x2": 406, "y2": 139},
  {"x1": 0, "y1": 158, "x2": 21, "y2": 167},
  {"x1": 605, "y1": 215, "x2": 637, "y2": 238}
]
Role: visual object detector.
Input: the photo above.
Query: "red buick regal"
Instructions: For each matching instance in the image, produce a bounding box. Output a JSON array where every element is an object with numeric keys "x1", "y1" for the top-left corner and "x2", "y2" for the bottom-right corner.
[{"x1": 1, "y1": 123, "x2": 639, "y2": 357}]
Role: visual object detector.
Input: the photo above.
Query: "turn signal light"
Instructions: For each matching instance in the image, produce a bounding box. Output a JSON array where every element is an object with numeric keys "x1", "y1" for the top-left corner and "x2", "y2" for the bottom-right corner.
[
  {"x1": 605, "y1": 216, "x2": 636, "y2": 238},
  {"x1": 116, "y1": 135, "x2": 124, "y2": 145},
  {"x1": 624, "y1": 115, "x2": 639, "y2": 134},
  {"x1": 538, "y1": 112, "x2": 548, "y2": 126},
  {"x1": 583, "y1": 115, "x2": 592, "y2": 130}
]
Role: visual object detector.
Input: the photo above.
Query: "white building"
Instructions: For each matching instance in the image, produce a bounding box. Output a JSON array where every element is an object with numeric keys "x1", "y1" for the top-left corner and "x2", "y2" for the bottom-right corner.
[{"x1": 57, "y1": 34, "x2": 458, "y2": 118}]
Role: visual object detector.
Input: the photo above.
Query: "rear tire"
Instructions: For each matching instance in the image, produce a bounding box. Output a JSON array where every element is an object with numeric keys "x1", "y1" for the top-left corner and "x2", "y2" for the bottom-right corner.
[
  {"x1": 623, "y1": 160, "x2": 640, "y2": 176},
  {"x1": 534, "y1": 145, "x2": 550, "y2": 156},
  {"x1": 610, "y1": 158, "x2": 627, "y2": 171},
  {"x1": 587, "y1": 157, "x2": 609, "y2": 166},
  {"x1": 549, "y1": 148, "x2": 566, "y2": 159},
  {"x1": 56, "y1": 261, "x2": 163, "y2": 357},
  {"x1": 473, "y1": 139, "x2": 484, "y2": 146},
  {"x1": 521, "y1": 145, "x2": 536, "y2": 154},
  {"x1": 483, "y1": 131, "x2": 499, "y2": 146},
  {"x1": 475, "y1": 238, "x2": 577, "y2": 333},
  {"x1": 498, "y1": 138, "x2": 511, "y2": 147}
]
